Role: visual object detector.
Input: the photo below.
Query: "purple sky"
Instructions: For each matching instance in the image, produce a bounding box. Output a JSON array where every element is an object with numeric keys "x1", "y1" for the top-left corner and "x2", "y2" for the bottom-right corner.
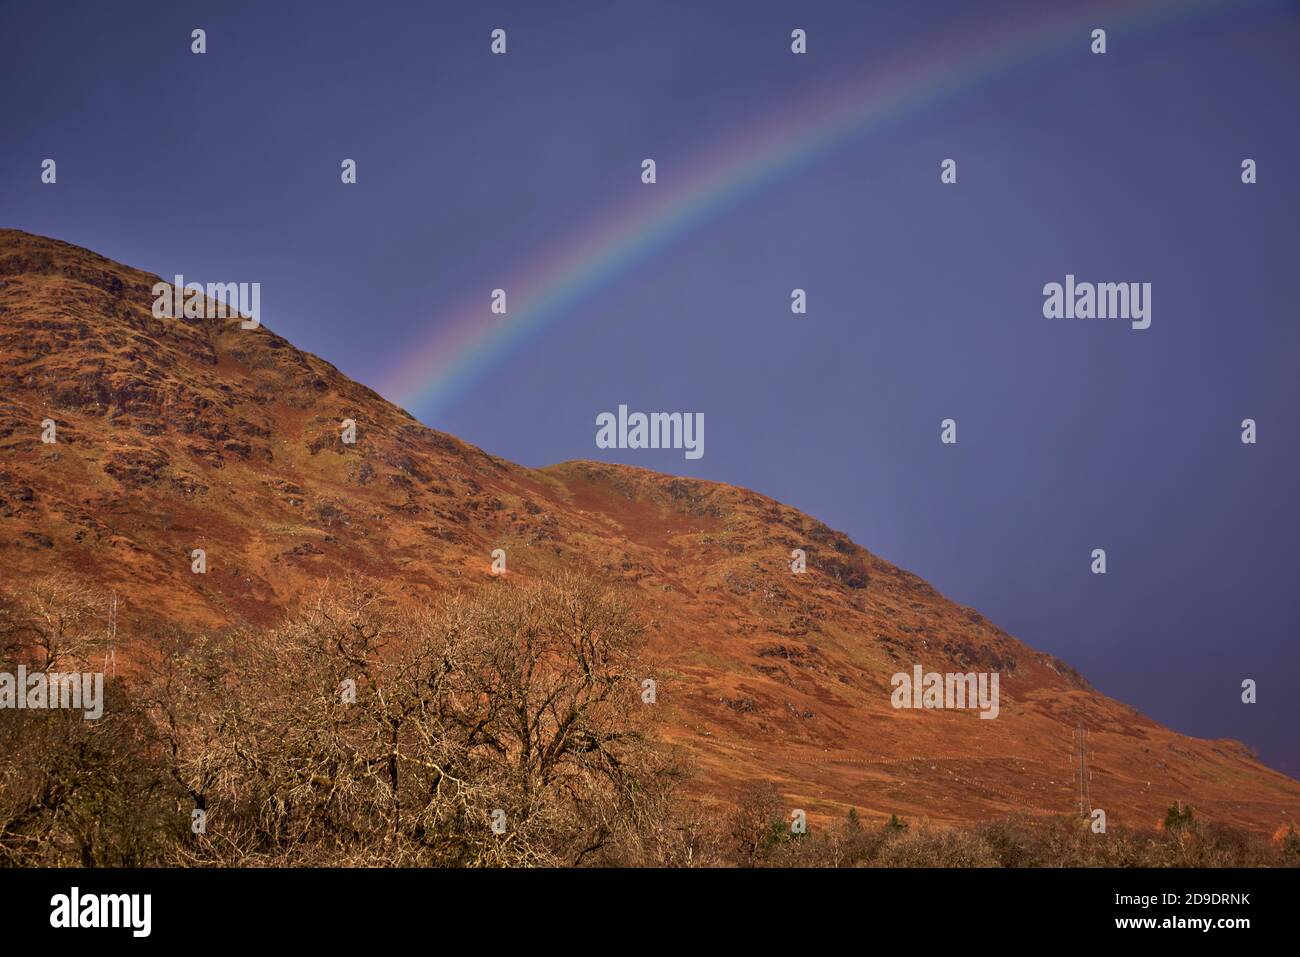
[{"x1": 3, "y1": 0, "x2": 1297, "y2": 776}]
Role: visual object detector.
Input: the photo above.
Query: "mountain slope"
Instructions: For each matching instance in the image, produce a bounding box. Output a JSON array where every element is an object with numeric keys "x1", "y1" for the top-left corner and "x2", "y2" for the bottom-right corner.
[{"x1": 1, "y1": 227, "x2": 1295, "y2": 833}]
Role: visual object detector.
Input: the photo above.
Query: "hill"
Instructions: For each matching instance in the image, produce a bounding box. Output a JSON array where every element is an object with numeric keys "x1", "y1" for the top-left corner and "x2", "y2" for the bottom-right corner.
[{"x1": 1, "y1": 227, "x2": 1295, "y2": 833}]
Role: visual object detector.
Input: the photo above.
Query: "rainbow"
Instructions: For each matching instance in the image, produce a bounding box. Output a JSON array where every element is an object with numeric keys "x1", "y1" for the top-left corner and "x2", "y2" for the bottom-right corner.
[{"x1": 381, "y1": 0, "x2": 1266, "y2": 420}]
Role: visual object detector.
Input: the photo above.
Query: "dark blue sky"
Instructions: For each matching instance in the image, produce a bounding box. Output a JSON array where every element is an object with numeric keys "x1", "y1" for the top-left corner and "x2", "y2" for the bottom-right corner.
[{"x1": 3, "y1": 0, "x2": 1297, "y2": 775}]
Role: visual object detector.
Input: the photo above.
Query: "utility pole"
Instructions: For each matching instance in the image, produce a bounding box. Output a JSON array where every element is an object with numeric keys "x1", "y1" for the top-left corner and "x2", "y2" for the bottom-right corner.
[
  {"x1": 104, "y1": 591, "x2": 117, "y2": 677},
  {"x1": 1073, "y1": 725, "x2": 1091, "y2": 816}
]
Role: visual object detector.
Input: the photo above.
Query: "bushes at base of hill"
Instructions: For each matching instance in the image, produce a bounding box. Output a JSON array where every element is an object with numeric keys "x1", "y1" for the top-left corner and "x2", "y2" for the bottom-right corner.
[
  {"x1": 726, "y1": 796, "x2": 1299, "y2": 868},
  {"x1": 1, "y1": 576, "x2": 1295, "y2": 868}
]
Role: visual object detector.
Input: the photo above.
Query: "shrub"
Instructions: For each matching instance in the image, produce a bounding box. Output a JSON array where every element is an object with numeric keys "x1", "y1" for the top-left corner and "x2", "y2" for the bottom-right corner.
[{"x1": 874, "y1": 824, "x2": 1000, "y2": 868}]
